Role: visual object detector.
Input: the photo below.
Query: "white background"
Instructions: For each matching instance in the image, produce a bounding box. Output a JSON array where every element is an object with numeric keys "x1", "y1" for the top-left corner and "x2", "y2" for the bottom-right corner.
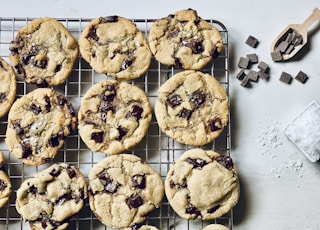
[{"x1": 2, "y1": 1, "x2": 320, "y2": 229}]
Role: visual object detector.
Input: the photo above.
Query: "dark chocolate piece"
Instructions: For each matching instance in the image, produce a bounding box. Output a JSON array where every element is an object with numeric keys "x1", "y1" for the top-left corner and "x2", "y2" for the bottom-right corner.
[
  {"x1": 257, "y1": 61, "x2": 269, "y2": 72},
  {"x1": 247, "y1": 70, "x2": 259, "y2": 82},
  {"x1": 185, "y1": 157, "x2": 208, "y2": 169},
  {"x1": 132, "y1": 174, "x2": 146, "y2": 189},
  {"x1": 166, "y1": 94, "x2": 182, "y2": 108},
  {"x1": 126, "y1": 193, "x2": 144, "y2": 209},
  {"x1": 216, "y1": 155, "x2": 234, "y2": 169},
  {"x1": 295, "y1": 71, "x2": 308, "y2": 83},
  {"x1": 271, "y1": 50, "x2": 283, "y2": 62},
  {"x1": 245, "y1": 35, "x2": 259, "y2": 48},
  {"x1": 258, "y1": 70, "x2": 269, "y2": 80},
  {"x1": 246, "y1": 53, "x2": 258, "y2": 64},
  {"x1": 236, "y1": 69, "x2": 246, "y2": 80},
  {"x1": 238, "y1": 57, "x2": 250, "y2": 69},
  {"x1": 240, "y1": 76, "x2": 250, "y2": 87},
  {"x1": 279, "y1": 72, "x2": 292, "y2": 84}
]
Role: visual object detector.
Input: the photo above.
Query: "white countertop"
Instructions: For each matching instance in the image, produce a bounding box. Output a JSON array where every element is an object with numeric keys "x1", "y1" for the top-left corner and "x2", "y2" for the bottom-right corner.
[{"x1": 2, "y1": 0, "x2": 320, "y2": 229}]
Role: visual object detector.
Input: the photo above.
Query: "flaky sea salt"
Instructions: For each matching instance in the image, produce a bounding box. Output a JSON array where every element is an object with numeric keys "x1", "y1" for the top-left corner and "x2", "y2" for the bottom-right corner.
[{"x1": 283, "y1": 101, "x2": 320, "y2": 162}]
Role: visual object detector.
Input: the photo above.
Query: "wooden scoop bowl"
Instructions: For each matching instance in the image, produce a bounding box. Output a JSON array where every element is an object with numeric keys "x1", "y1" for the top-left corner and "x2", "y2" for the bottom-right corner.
[{"x1": 271, "y1": 8, "x2": 320, "y2": 61}]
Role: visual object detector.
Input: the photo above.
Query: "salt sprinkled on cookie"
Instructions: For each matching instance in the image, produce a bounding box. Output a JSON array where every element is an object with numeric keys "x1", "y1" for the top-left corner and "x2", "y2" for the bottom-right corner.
[{"x1": 283, "y1": 101, "x2": 320, "y2": 162}]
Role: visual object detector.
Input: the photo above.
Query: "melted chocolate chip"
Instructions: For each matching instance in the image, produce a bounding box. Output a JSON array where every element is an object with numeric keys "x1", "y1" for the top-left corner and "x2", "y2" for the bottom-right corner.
[
  {"x1": 22, "y1": 53, "x2": 33, "y2": 65},
  {"x1": 55, "y1": 64, "x2": 62, "y2": 73},
  {"x1": 132, "y1": 174, "x2": 146, "y2": 189},
  {"x1": 128, "y1": 105, "x2": 143, "y2": 121},
  {"x1": 166, "y1": 94, "x2": 182, "y2": 108},
  {"x1": 186, "y1": 206, "x2": 201, "y2": 217},
  {"x1": 0, "y1": 92, "x2": 6, "y2": 103},
  {"x1": 27, "y1": 185, "x2": 38, "y2": 194},
  {"x1": 184, "y1": 39, "x2": 204, "y2": 54},
  {"x1": 29, "y1": 103, "x2": 42, "y2": 115},
  {"x1": 9, "y1": 41, "x2": 19, "y2": 54},
  {"x1": 34, "y1": 59, "x2": 47, "y2": 69},
  {"x1": 66, "y1": 166, "x2": 76, "y2": 179},
  {"x1": 44, "y1": 95, "x2": 51, "y2": 112},
  {"x1": 91, "y1": 132, "x2": 104, "y2": 143},
  {"x1": 178, "y1": 108, "x2": 193, "y2": 120},
  {"x1": 56, "y1": 193, "x2": 72, "y2": 205},
  {"x1": 21, "y1": 143, "x2": 32, "y2": 159},
  {"x1": 126, "y1": 193, "x2": 144, "y2": 209},
  {"x1": 216, "y1": 155, "x2": 234, "y2": 169},
  {"x1": 48, "y1": 135, "x2": 60, "y2": 147},
  {"x1": 12, "y1": 121, "x2": 24, "y2": 136},
  {"x1": 102, "y1": 15, "x2": 119, "y2": 23},
  {"x1": 190, "y1": 90, "x2": 206, "y2": 108},
  {"x1": 0, "y1": 180, "x2": 7, "y2": 191},
  {"x1": 87, "y1": 27, "x2": 99, "y2": 41},
  {"x1": 185, "y1": 157, "x2": 208, "y2": 169},
  {"x1": 207, "y1": 204, "x2": 220, "y2": 214},
  {"x1": 97, "y1": 170, "x2": 120, "y2": 194},
  {"x1": 56, "y1": 95, "x2": 67, "y2": 106},
  {"x1": 50, "y1": 167, "x2": 61, "y2": 177},
  {"x1": 117, "y1": 126, "x2": 127, "y2": 141},
  {"x1": 15, "y1": 64, "x2": 25, "y2": 75},
  {"x1": 209, "y1": 118, "x2": 222, "y2": 132},
  {"x1": 121, "y1": 58, "x2": 134, "y2": 70},
  {"x1": 174, "y1": 58, "x2": 182, "y2": 67}
]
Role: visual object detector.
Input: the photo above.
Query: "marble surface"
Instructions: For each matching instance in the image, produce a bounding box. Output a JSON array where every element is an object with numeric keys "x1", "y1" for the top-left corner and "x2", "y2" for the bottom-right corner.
[{"x1": 1, "y1": 1, "x2": 320, "y2": 229}]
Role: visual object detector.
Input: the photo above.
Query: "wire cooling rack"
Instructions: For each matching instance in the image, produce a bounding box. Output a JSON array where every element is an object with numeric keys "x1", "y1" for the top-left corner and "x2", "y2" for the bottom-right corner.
[{"x1": 0, "y1": 17, "x2": 231, "y2": 230}]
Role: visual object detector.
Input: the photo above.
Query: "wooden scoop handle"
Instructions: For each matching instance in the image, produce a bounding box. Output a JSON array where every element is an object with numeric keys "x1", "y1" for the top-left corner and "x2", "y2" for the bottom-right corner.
[{"x1": 299, "y1": 8, "x2": 320, "y2": 31}]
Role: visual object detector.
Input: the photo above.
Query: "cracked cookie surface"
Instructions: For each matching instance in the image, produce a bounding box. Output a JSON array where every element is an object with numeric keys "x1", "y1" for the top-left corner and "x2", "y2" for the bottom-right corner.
[
  {"x1": 16, "y1": 163, "x2": 87, "y2": 230},
  {"x1": 5, "y1": 88, "x2": 77, "y2": 166},
  {"x1": 88, "y1": 154, "x2": 164, "y2": 228},
  {"x1": 0, "y1": 57, "x2": 16, "y2": 118},
  {"x1": 165, "y1": 148, "x2": 240, "y2": 220},
  {"x1": 78, "y1": 80, "x2": 152, "y2": 155},
  {"x1": 0, "y1": 151, "x2": 12, "y2": 208},
  {"x1": 79, "y1": 16, "x2": 152, "y2": 80},
  {"x1": 9, "y1": 17, "x2": 78, "y2": 86},
  {"x1": 155, "y1": 70, "x2": 228, "y2": 146},
  {"x1": 148, "y1": 9, "x2": 223, "y2": 70}
]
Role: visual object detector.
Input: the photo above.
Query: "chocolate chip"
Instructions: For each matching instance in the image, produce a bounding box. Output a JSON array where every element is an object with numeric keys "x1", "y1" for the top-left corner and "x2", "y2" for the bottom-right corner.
[
  {"x1": 0, "y1": 180, "x2": 7, "y2": 191},
  {"x1": 104, "y1": 179, "x2": 120, "y2": 194},
  {"x1": 55, "y1": 64, "x2": 62, "y2": 73},
  {"x1": 56, "y1": 193, "x2": 72, "y2": 205},
  {"x1": 34, "y1": 59, "x2": 48, "y2": 69},
  {"x1": 208, "y1": 118, "x2": 222, "y2": 132},
  {"x1": 183, "y1": 39, "x2": 204, "y2": 54},
  {"x1": 30, "y1": 103, "x2": 42, "y2": 115},
  {"x1": 128, "y1": 105, "x2": 143, "y2": 121},
  {"x1": 117, "y1": 126, "x2": 127, "y2": 140},
  {"x1": 190, "y1": 90, "x2": 206, "y2": 108},
  {"x1": 207, "y1": 204, "x2": 220, "y2": 213},
  {"x1": 44, "y1": 95, "x2": 51, "y2": 112},
  {"x1": 87, "y1": 27, "x2": 99, "y2": 41},
  {"x1": 186, "y1": 206, "x2": 201, "y2": 217},
  {"x1": 91, "y1": 132, "x2": 104, "y2": 143},
  {"x1": 21, "y1": 143, "x2": 32, "y2": 159},
  {"x1": 27, "y1": 185, "x2": 38, "y2": 194},
  {"x1": 66, "y1": 166, "x2": 76, "y2": 179},
  {"x1": 178, "y1": 108, "x2": 193, "y2": 120},
  {"x1": 132, "y1": 174, "x2": 146, "y2": 189},
  {"x1": 166, "y1": 94, "x2": 182, "y2": 108},
  {"x1": 126, "y1": 193, "x2": 144, "y2": 209},
  {"x1": 102, "y1": 15, "x2": 119, "y2": 23},
  {"x1": 121, "y1": 58, "x2": 134, "y2": 70},
  {"x1": 185, "y1": 157, "x2": 208, "y2": 169},
  {"x1": 22, "y1": 53, "x2": 33, "y2": 65},
  {"x1": 50, "y1": 167, "x2": 61, "y2": 177},
  {"x1": 216, "y1": 155, "x2": 234, "y2": 169},
  {"x1": 48, "y1": 135, "x2": 60, "y2": 147},
  {"x1": 238, "y1": 57, "x2": 250, "y2": 69},
  {"x1": 56, "y1": 95, "x2": 67, "y2": 106},
  {"x1": 0, "y1": 92, "x2": 6, "y2": 103},
  {"x1": 12, "y1": 120, "x2": 24, "y2": 136}
]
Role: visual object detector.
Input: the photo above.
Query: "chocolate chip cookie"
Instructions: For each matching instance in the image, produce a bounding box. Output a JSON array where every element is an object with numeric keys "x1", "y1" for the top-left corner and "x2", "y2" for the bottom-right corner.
[
  {"x1": 148, "y1": 9, "x2": 223, "y2": 70},
  {"x1": 202, "y1": 224, "x2": 230, "y2": 230},
  {"x1": 0, "y1": 57, "x2": 16, "y2": 118},
  {"x1": 9, "y1": 17, "x2": 78, "y2": 86},
  {"x1": 165, "y1": 148, "x2": 240, "y2": 220},
  {"x1": 79, "y1": 16, "x2": 152, "y2": 80},
  {"x1": 16, "y1": 163, "x2": 87, "y2": 230},
  {"x1": 88, "y1": 154, "x2": 164, "y2": 228},
  {"x1": 125, "y1": 225, "x2": 159, "y2": 230},
  {"x1": 78, "y1": 80, "x2": 152, "y2": 155},
  {"x1": 155, "y1": 70, "x2": 229, "y2": 146},
  {"x1": 0, "y1": 151, "x2": 12, "y2": 208},
  {"x1": 5, "y1": 88, "x2": 77, "y2": 166}
]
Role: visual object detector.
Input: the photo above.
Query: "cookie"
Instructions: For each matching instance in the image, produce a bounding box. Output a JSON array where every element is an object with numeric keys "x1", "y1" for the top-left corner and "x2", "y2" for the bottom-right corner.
[
  {"x1": 155, "y1": 70, "x2": 229, "y2": 146},
  {"x1": 148, "y1": 9, "x2": 223, "y2": 70},
  {"x1": 9, "y1": 17, "x2": 78, "y2": 86},
  {"x1": 202, "y1": 224, "x2": 230, "y2": 230},
  {"x1": 0, "y1": 57, "x2": 16, "y2": 118},
  {"x1": 79, "y1": 16, "x2": 152, "y2": 80},
  {"x1": 78, "y1": 80, "x2": 152, "y2": 155},
  {"x1": 88, "y1": 154, "x2": 164, "y2": 228},
  {"x1": 0, "y1": 151, "x2": 12, "y2": 208},
  {"x1": 5, "y1": 88, "x2": 77, "y2": 166},
  {"x1": 165, "y1": 148, "x2": 240, "y2": 220},
  {"x1": 15, "y1": 163, "x2": 87, "y2": 230},
  {"x1": 125, "y1": 225, "x2": 159, "y2": 230}
]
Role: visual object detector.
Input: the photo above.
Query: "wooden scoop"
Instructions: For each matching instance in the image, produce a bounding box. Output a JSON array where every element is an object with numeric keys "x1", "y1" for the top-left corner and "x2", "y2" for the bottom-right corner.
[{"x1": 271, "y1": 8, "x2": 320, "y2": 61}]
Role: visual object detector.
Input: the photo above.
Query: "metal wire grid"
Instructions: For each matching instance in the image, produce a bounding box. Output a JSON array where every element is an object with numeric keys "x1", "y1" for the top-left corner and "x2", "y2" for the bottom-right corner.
[{"x1": 0, "y1": 17, "x2": 231, "y2": 230}]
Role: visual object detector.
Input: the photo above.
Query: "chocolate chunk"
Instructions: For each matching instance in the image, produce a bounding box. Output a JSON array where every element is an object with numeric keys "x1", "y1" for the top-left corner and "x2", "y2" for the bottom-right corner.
[
  {"x1": 117, "y1": 126, "x2": 128, "y2": 140},
  {"x1": 55, "y1": 64, "x2": 62, "y2": 73},
  {"x1": 22, "y1": 143, "x2": 32, "y2": 159},
  {"x1": 168, "y1": 28, "x2": 180, "y2": 39},
  {"x1": 22, "y1": 53, "x2": 34, "y2": 65},
  {"x1": 56, "y1": 193, "x2": 72, "y2": 205},
  {"x1": 190, "y1": 90, "x2": 206, "y2": 108},
  {"x1": 56, "y1": 95, "x2": 67, "y2": 107},
  {"x1": 50, "y1": 167, "x2": 62, "y2": 177},
  {"x1": 246, "y1": 53, "x2": 258, "y2": 64},
  {"x1": 174, "y1": 58, "x2": 182, "y2": 67},
  {"x1": 207, "y1": 204, "x2": 220, "y2": 213},
  {"x1": 66, "y1": 166, "x2": 76, "y2": 179},
  {"x1": 238, "y1": 57, "x2": 250, "y2": 69},
  {"x1": 132, "y1": 174, "x2": 146, "y2": 189},
  {"x1": 279, "y1": 72, "x2": 292, "y2": 84},
  {"x1": 15, "y1": 64, "x2": 25, "y2": 75},
  {"x1": 97, "y1": 172, "x2": 120, "y2": 194},
  {"x1": 247, "y1": 70, "x2": 259, "y2": 82},
  {"x1": 178, "y1": 108, "x2": 193, "y2": 120},
  {"x1": 295, "y1": 71, "x2": 308, "y2": 84},
  {"x1": 27, "y1": 185, "x2": 38, "y2": 194},
  {"x1": 166, "y1": 94, "x2": 182, "y2": 108},
  {"x1": 208, "y1": 118, "x2": 222, "y2": 132},
  {"x1": 121, "y1": 57, "x2": 134, "y2": 70},
  {"x1": 185, "y1": 157, "x2": 208, "y2": 169},
  {"x1": 257, "y1": 61, "x2": 269, "y2": 72},
  {"x1": 236, "y1": 69, "x2": 246, "y2": 81},
  {"x1": 277, "y1": 40, "x2": 290, "y2": 53},
  {"x1": 186, "y1": 206, "x2": 201, "y2": 217},
  {"x1": 49, "y1": 135, "x2": 60, "y2": 147},
  {"x1": 44, "y1": 95, "x2": 51, "y2": 112},
  {"x1": 245, "y1": 35, "x2": 259, "y2": 48},
  {"x1": 126, "y1": 193, "x2": 144, "y2": 209},
  {"x1": 102, "y1": 15, "x2": 119, "y2": 23},
  {"x1": 91, "y1": 132, "x2": 104, "y2": 143},
  {"x1": 87, "y1": 27, "x2": 99, "y2": 41},
  {"x1": 129, "y1": 105, "x2": 143, "y2": 121},
  {"x1": 30, "y1": 103, "x2": 42, "y2": 115},
  {"x1": 34, "y1": 59, "x2": 48, "y2": 69},
  {"x1": 183, "y1": 39, "x2": 204, "y2": 54},
  {"x1": 258, "y1": 70, "x2": 269, "y2": 80},
  {"x1": 271, "y1": 50, "x2": 283, "y2": 62},
  {"x1": 0, "y1": 180, "x2": 7, "y2": 191},
  {"x1": 0, "y1": 92, "x2": 6, "y2": 103},
  {"x1": 216, "y1": 155, "x2": 234, "y2": 169},
  {"x1": 12, "y1": 121, "x2": 24, "y2": 136}
]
